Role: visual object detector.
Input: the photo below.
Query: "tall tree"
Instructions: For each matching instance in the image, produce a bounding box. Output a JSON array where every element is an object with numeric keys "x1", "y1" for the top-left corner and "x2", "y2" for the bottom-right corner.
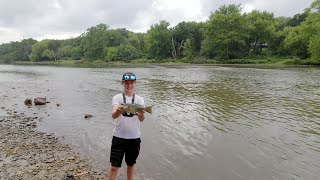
[
  {"x1": 29, "y1": 40, "x2": 50, "y2": 61},
  {"x1": 283, "y1": 0, "x2": 320, "y2": 59},
  {"x1": 202, "y1": 4, "x2": 250, "y2": 60},
  {"x1": 146, "y1": 20, "x2": 172, "y2": 60},
  {"x1": 128, "y1": 32, "x2": 146, "y2": 55},
  {"x1": 81, "y1": 24, "x2": 109, "y2": 60},
  {"x1": 182, "y1": 38, "x2": 194, "y2": 61},
  {"x1": 305, "y1": 0, "x2": 320, "y2": 62},
  {"x1": 246, "y1": 10, "x2": 276, "y2": 55},
  {"x1": 171, "y1": 21, "x2": 203, "y2": 59},
  {"x1": 283, "y1": 26, "x2": 309, "y2": 58}
]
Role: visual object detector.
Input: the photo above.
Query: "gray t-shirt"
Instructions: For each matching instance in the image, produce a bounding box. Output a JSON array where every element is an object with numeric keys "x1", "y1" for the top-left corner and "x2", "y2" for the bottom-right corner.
[{"x1": 112, "y1": 93, "x2": 144, "y2": 139}]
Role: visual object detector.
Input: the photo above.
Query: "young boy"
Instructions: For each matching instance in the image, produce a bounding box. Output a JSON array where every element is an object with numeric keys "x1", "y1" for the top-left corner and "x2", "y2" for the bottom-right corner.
[{"x1": 109, "y1": 72, "x2": 145, "y2": 180}]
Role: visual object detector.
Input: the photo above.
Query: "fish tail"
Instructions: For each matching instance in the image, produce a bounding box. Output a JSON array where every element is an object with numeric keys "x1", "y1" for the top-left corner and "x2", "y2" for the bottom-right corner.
[{"x1": 145, "y1": 106, "x2": 152, "y2": 114}]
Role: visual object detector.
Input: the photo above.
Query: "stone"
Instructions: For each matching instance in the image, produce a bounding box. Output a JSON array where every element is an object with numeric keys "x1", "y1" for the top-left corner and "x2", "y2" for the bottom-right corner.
[
  {"x1": 24, "y1": 98, "x2": 33, "y2": 106},
  {"x1": 84, "y1": 114, "x2": 93, "y2": 118},
  {"x1": 34, "y1": 97, "x2": 47, "y2": 105}
]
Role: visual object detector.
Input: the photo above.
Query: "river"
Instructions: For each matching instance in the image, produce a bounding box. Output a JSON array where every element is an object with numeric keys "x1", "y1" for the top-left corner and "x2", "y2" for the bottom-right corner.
[{"x1": 0, "y1": 64, "x2": 319, "y2": 179}]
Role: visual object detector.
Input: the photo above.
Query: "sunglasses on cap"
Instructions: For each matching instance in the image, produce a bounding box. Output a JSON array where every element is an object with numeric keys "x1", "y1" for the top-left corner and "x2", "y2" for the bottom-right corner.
[{"x1": 122, "y1": 75, "x2": 136, "y2": 81}]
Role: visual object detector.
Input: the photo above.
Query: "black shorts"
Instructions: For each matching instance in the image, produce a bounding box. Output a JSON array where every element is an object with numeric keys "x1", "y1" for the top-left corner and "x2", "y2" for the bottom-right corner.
[{"x1": 110, "y1": 136, "x2": 141, "y2": 167}]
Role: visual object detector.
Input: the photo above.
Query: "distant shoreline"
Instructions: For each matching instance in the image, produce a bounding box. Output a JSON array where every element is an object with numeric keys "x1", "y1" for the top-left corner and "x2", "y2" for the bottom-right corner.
[{"x1": 1, "y1": 57, "x2": 319, "y2": 68}]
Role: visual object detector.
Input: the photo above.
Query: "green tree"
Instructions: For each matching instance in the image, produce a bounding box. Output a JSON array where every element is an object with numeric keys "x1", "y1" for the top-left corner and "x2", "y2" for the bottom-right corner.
[
  {"x1": 0, "y1": 43, "x2": 12, "y2": 63},
  {"x1": 268, "y1": 30, "x2": 288, "y2": 56},
  {"x1": 202, "y1": 4, "x2": 250, "y2": 60},
  {"x1": 81, "y1": 24, "x2": 109, "y2": 60},
  {"x1": 171, "y1": 21, "x2": 203, "y2": 59},
  {"x1": 286, "y1": 13, "x2": 308, "y2": 27},
  {"x1": 0, "y1": 38, "x2": 36, "y2": 63},
  {"x1": 106, "y1": 29, "x2": 127, "y2": 47},
  {"x1": 146, "y1": 20, "x2": 172, "y2": 60},
  {"x1": 308, "y1": 34, "x2": 320, "y2": 63},
  {"x1": 71, "y1": 47, "x2": 82, "y2": 60},
  {"x1": 305, "y1": 0, "x2": 320, "y2": 61},
  {"x1": 283, "y1": 0, "x2": 320, "y2": 59},
  {"x1": 29, "y1": 40, "x2": 50, "y2": 61},
  {"x1": 128, "y1": 32, "x2": 146, "y2": 55},
  {"x1": 105, "y1": 44, "x2": 139, "y2": 62},
  {"x1": 42, "y1": 49, "x2": 55, "y2": 60},
  {"x1": 48, "y1": 40, "x2": 61, "y2": 61},
  {"x1": 274, "y1": 16, "x2": 290, "y2": 31},
  {"x1": 81, "y1": 24, "x2": 130, "y2": 60},
  {"x1": 246, "y1": 10, "x2": 275, "y2": 55},
  {"x1": 58, "y1": 45, "x2": 73, "y2": 59},
  {"x1": 182, "y1": 38, "x2": 194, "y2": 61},
  {"x1": 283, "y1": 26, "x2": 309, "y2": 58}
]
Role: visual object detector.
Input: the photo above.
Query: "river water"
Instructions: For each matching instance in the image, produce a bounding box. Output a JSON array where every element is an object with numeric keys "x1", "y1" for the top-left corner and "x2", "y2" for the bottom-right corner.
[{"x1": 0, "y1": 64, "x2": 319, "y2": 179}]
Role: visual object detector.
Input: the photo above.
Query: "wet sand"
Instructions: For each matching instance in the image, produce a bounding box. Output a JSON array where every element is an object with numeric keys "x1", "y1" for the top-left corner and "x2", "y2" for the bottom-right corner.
[{"x1": 0, "y1": 108, "x2": 106, "y2": 179}]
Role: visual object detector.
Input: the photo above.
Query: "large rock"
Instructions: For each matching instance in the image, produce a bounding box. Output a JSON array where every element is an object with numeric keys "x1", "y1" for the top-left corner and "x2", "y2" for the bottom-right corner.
[{"x1": 34, "y1": 97, "x2": 47, "y2": 105}]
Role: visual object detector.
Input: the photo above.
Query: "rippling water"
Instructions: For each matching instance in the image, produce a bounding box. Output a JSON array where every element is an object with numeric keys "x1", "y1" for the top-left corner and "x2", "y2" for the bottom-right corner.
[{"x1": 0, "y1": 64, "x2": 319, "y2": 179}]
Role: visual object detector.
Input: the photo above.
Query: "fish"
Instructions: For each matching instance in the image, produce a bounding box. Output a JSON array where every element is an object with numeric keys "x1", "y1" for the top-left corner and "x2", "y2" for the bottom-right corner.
[{"x1": 119, "y1": 103, "x2": 152, "y2": 114}]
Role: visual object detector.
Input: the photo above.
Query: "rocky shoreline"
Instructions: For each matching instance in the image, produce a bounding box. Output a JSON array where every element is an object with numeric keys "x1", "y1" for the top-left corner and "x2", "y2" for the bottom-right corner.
[{"x1": 0, "y1": 108, "x2": 106, "y2": 179}]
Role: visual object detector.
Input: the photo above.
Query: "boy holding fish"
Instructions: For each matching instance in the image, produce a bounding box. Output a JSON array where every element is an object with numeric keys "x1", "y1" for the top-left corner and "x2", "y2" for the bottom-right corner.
[{"x1": 109, "y1": 72, "x2": 151, "y2": 180}]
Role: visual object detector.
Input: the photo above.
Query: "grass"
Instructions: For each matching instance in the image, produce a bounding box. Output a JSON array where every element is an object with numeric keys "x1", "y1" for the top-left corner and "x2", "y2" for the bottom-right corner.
[{"x1": 3, "y1": 56, "x2": 319, "y2": 68}]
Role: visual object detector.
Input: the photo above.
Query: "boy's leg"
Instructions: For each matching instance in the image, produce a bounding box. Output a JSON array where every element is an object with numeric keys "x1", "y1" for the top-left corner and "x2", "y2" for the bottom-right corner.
[
  {"x1": 125, "y1": 138, "x2": 141, "y2": 179},
  {"x1": 127, "y1": 166, "x2": 134, "y2": 180},
  {"x1": 109, "y1": 136, "x2": 125, "y2": 179},
  {"x1": 109, "y1": 166, "x2": 120, "y2": 180}
]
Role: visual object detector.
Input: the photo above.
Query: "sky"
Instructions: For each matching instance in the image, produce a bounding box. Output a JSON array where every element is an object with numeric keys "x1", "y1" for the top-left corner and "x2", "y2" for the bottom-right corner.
[{"x1": 0, "y1": 0, "x2": 315, "y2": 44}]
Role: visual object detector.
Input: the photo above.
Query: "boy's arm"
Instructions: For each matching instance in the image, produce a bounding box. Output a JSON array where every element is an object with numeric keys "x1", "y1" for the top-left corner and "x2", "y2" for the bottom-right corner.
[
  {"x1": 112, "y1": 105, "x2": 123, "y2": 119},
  {"x1": 137, "y1": 112, "x2": 145, "y2": 122}
]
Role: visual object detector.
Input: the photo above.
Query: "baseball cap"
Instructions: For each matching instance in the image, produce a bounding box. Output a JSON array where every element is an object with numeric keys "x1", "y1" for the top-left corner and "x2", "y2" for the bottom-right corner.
[{"x1": 122, "y1": 72, "x2": 136, "y2": 81}]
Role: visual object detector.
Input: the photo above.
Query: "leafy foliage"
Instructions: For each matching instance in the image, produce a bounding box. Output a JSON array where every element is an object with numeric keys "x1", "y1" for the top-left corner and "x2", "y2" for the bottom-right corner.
[
  {"x1": 0, "y1": 1, "x2": 320, "y2": 65},
  {"x1": 146, "y1": 20, "x2": 172, "y2": 60},
  {"x1": 202, "y1": 4, "x2": 250, "y2": 60}
]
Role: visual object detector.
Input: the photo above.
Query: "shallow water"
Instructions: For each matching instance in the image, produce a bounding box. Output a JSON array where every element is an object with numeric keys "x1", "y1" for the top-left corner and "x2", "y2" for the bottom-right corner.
[{"x1": 0, "y1": 64, "x2": 319, "y2": 179}]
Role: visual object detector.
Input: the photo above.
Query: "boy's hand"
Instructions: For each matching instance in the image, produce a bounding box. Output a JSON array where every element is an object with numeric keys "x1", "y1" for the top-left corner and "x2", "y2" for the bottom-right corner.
[
  {"x1": 116, "y1": 107, "x2": 124, "y2": 113},
  {"x1": 134, "y1": 110, "x2": 145, "y2": 116}
]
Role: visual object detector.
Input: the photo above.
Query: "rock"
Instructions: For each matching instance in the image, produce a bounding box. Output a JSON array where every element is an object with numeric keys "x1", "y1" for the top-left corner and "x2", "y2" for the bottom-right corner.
[
  {"x1": 56, "y1": 103, "x2": 60, "y2": 107},
  {"x1": 24, "y1": 98, "x2": 33, "y2": 106},
  {"x1": 84, "y1": 114, "x2": 93, "y2": 118},
  {"x1": 26, "y1": 122, "x2": 36, "y2": 127},
  {"x1": 78, "y1": 163, "x2": 85, "y2": 168},
  {"x1": 46, "y1": 158, "x2": 55, "y2": 163},
  {"x1": 61, "y1": 173, "x2": 74, "y2": 180},
  {"x1": 34, "y1": 97, "x2": 47, "y2": 105},
  {"x1": 68, "y1": 157, "x2": 76, "y2": 161}
]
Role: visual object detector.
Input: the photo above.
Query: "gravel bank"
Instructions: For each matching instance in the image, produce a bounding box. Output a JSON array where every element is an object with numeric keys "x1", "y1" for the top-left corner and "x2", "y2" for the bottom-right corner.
[{"x1": 0, "y1": 109, "x2": 106, "y2": 179}]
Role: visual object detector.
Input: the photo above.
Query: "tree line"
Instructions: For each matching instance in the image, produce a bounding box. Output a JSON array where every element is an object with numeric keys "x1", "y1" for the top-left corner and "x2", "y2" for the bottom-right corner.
[{"x1": 0, "y1": 0, "x2": 319, "y2": 64}]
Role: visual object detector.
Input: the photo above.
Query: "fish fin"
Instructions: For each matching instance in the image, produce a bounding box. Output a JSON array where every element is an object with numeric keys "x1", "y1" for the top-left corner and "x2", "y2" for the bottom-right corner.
[{"x1": 145, "y1": 106, "x2": 152, "y2": 114}]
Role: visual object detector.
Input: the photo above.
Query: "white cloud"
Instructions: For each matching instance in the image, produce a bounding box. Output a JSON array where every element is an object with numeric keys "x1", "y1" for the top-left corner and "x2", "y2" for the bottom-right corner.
[
  {"x1": 0, "y1": 27, "x2": 23, "y2": 43},
  {"x1": 0, "y1": 0, "x2": 315, "y2": 44},
  {"x1": 243, "y1": 3, "x2": 255, "y2": 13}
]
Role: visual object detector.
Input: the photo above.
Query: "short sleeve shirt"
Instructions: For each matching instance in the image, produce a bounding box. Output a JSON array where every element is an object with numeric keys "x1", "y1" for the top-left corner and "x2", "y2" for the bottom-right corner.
[{"x1": 112, "y1": 93, "x2": 144, "y2": 139}]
